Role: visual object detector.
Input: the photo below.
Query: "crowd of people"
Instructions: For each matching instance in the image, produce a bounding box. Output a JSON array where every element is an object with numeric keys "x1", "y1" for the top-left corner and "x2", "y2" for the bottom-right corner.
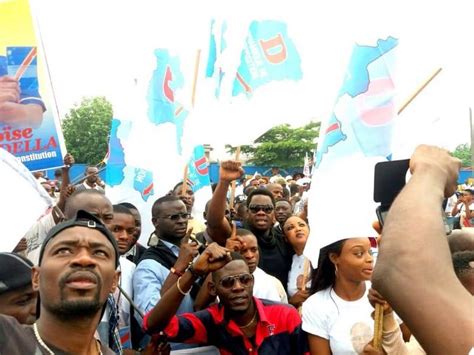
[{"x1": 0, "y1": 145, "x2": 473, "y2": 354}]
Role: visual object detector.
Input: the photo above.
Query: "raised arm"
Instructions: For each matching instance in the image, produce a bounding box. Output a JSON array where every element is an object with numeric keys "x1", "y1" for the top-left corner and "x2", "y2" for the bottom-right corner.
[
  {"x1": 372, "y1": 145, "x2": 473, "y2": 354},
  {"x1": 145, "y1": 243, "x2": 231, "y2": 333},
  {"x1": 160, "y1": 232, "x2": 199, "y2": 296},
  {"x1": 206, "y1": 161, "x2": 244, "y2": 245},
  {"x1": 54, "y1": 154, "x2": 75, "y2": 222}
]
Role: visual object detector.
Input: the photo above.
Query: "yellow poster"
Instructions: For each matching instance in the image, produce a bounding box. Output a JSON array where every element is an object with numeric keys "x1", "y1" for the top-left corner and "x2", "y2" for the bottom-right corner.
[{"x1": 0, "y1": 0, "x2": 66, "y2": 171}]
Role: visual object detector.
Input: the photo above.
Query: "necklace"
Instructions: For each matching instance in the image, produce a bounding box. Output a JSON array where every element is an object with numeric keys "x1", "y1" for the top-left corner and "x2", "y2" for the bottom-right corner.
[
  {"x1": 33, "y1": 323, "x2": 102, "y2": 355},
  {"x1": 238, "y1": 311, "x2": 258, "y2": 329}
]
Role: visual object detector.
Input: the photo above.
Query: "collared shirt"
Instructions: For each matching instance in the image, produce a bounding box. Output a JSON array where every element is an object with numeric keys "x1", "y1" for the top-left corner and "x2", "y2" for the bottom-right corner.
[
  {"x1": 124, "y1": 244, "x2": 137, "y2": 259},
  {"x1": 98, "y1": 257, "x2": 136, "y2": 349},
  {"x1": 132, "y1": 239, "x2": 194, "y2": 318},
  {"x1": 143, "y1": 297, "x2": 309, "y2": 355}
]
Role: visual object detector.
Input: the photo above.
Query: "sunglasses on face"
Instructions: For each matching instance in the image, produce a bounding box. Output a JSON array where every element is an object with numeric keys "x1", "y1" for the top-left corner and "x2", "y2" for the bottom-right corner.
[
  {"x1": 219, "y1": 273, "x2": 254, "y2": 289},
  {"x1": 159, "y1": 212, "x2": 191, "y2": 220},
  {"x1": 248, "y1": 204, "x2": 274, "y2": 214}
]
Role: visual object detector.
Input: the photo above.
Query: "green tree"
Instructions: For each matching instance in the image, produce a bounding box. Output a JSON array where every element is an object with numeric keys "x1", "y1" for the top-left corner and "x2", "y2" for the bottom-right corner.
[
  {"x1": 452, "y1": 143, "x2": 471, "y2": 167},
  {"x1": 62, "y1": 97, "x2": 113, "y2": 164},
  {"x1": 227, "y1": 121, "x2": 320, "y2": 169}
]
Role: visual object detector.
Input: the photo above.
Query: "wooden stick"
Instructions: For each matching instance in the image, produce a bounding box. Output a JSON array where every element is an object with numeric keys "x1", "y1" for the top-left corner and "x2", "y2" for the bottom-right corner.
[
  {"x1": 373, "y1": 303, "x2": 384, "y2": 350},
  {"x1": 301, "y1": 257, "x2": 311, "y2": 292},
  {"x1": 117, "y1": 284, "x2": 144, "y2": 319},
  {"x1": 397, "y1": 68, "x2": 442, "y2": 115},
  {"x1": 229, "y1": 146, "x2": 241, "y2": 209},
  {"x1": 182, "y1": 165, "x2": 189, "y2": 195},
  {"x1": 191, "y1": 49, "x2": 201, "y2": 108}
]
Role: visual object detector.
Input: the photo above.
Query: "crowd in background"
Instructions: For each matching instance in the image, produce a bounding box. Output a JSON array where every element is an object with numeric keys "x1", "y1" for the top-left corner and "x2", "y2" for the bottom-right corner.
[{"x1": 1, "y1": 145, "x2": 473, "y2": 354}]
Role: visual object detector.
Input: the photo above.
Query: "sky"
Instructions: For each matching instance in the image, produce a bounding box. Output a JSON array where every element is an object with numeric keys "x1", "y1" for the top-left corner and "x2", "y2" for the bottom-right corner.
[{"x1": 31, "y1": 0, "x2": 473, "y2": 160}]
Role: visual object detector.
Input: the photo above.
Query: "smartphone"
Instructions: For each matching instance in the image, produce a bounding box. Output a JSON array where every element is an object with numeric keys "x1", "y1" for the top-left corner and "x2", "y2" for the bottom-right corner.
[
  {"x1": 374, "y1": 159, "x2": 451, "y2": 234},
  {"x1": 375, "y1": 205, "x2": 390, "y2": 227},
  {"x1": 374, "y1": 159, "x2": 410, "y2": 227}
]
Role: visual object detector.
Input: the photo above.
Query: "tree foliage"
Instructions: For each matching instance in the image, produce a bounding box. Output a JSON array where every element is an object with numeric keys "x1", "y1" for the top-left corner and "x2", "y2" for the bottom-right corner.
[
  {"x1": 227, "y1": 121, "x2": 320, "y2": 169},
  {"x1": 452, "y1": 143, "x2": 472, "y2": 167},
  {"x1": 62, "y1": 97, "x2": 113, "y2": 164}
]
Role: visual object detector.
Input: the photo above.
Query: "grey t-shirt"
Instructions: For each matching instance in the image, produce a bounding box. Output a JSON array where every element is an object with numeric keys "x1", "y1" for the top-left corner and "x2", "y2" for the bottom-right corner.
[{"x1": 0, "y1": 314, "x2": 114, "y2": 354}]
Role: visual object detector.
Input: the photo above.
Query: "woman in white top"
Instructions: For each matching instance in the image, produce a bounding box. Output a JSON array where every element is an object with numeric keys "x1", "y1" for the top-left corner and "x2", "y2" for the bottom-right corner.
[
  {"x1": 283, "y1": 216, "x2": 311, "y2": 308},
  {"x1": 302, "y1": 238, "x2": 375, "y2": 355}
]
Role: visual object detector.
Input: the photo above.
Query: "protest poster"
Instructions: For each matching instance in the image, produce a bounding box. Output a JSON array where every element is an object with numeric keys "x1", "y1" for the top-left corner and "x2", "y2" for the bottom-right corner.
[{"x1": 0, "y1": 0, "x2": 67, "y2": 171}]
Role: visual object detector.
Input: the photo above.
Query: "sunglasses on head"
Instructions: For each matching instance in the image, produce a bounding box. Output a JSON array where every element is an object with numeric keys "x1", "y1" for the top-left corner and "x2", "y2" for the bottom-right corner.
[
  {"x1": 159, "y1": 212, "x2": 191, "y2": 220},
  {"x1": 248, "y1": 204, "x2": 274, "y2": 214},
  {"x1": 219, "y1": 273, "x2": 254, "y2": 289}
]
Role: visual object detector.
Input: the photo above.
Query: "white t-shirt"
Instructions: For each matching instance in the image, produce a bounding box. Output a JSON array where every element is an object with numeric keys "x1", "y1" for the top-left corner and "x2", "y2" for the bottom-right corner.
[
  {"x1": 287, "y1": 254, "x2": 311, "y2": 297},
  {"x1": 24, "y1": 213, "x2": 56, "y2": 265},
  {"x1": 253, "y1": 267, "x2": 288, "y2": 303},
  {"x1": 302, "y1": 286, "x2": 374, "y2": 355}
]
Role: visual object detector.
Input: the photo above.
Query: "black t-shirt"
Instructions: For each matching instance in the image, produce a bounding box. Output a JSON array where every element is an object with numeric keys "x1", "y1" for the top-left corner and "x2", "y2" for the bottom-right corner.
[
  {"x1": 248, "y1": 225, "x2": 293, "y2": 291},
  {"x1": 0, "y1": 314, "x2": 114, "y2": 355}
]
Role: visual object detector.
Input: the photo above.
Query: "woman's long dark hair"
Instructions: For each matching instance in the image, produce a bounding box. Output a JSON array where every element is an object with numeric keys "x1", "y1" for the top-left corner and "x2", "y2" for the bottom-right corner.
[{"x1": 310, "y1": 239, "x2": 347, "y2": 294}]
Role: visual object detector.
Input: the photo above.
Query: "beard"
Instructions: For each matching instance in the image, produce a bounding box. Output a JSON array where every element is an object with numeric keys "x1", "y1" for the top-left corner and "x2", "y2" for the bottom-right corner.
[
  {"x1": 45, "y1": 269, "x2": 104, "y2": 321},
  {"x1": 46, "y1": 298, "x2": 102, "y2": 321}
]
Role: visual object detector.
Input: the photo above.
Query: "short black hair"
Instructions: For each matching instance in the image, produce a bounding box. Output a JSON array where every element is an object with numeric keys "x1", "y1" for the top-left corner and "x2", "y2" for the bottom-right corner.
[
  {"x1": 275, "y1": 198, "x2": 292, "y2": 205},
  {"x1": 235, "y1": 228, "x2": 255, "y2": 238},
  {"x1": 151, "y1": 195, "x2": 181, "y2": 218},
  {"x1": 246, "y1": 188, "x2": 275, "y2": 207},
  {"x1": 464, "y1": 189, "x2": 474, "y2": 196},
  {"x1": 118, "y1": 202, "x2": 138, "y2": 211},
  {"x1": 64, "y1": 189, "x2": 108, "y2": 218},
  {"x1": 211, "y1": 253, "x2": 246, "y2": 282},
  {"x1": 172, "y1": 181, "x2": 192, "y2": 193},
  {"x1": 113, "y1": 204, "x2": 135, "y2": 216},
  {"x1": 452, "y1": 250, "x2": 474, "y2": 276}
]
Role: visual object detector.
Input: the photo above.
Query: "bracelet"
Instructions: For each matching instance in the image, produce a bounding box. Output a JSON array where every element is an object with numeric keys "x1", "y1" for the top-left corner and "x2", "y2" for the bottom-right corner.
[
  {"x1": 187, "y1": 262, "x2": 205, "y2": 279},
  {"x1": 170, "y1": 267, "x2": 184, "y2": 277},
  {"x1": 176, "y1": 276, "x2": 191, "y2": 296}
]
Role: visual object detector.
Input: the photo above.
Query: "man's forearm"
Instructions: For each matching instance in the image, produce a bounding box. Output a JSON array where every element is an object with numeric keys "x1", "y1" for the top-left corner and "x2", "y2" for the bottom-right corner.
[
  {"x1": 373, "y1": 171, "x2": 473, "y2": 354},
  {"x1": 206, "y1": 180, "x2": 232, "y2": 244},
  {"x1": 146, "y1": 270, "x2": 197, "y2": 333}
]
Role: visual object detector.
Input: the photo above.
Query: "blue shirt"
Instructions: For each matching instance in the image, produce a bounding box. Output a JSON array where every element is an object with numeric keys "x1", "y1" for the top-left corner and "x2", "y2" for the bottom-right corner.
[{"x1": 132, "y1": 239, "x2": 195, "y2": 350}]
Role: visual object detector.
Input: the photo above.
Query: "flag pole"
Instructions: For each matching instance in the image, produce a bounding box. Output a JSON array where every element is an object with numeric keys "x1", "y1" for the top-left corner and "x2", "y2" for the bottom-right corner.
[
  {"x1": 229, "y1": 146, "x2": 241, "y2": 210},
  {"x1": 191, "y1": 49, "x2": 201, "y2": 108},
  {"x1": 298, "y1": 257, "x2": 311, "y2": 315},
  {"x1": 182, "y1": 49, "x2": 201, "y2": 196},
  {"x1": 182, "y1": 165, "x2": 189, "y2": 196},
  {"x1": 397, "y1": 68, "x2": 442, "y2": 115},
  {"x1": 373, "y1": 303, "x2": 384, "y2": 350}
]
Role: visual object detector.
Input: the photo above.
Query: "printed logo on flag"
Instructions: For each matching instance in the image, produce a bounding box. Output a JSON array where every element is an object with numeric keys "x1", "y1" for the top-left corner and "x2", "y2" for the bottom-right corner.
[
  {"x1": 315, "y1": 114, "x2": 346, "y2": 168},
  {"x1": 187, "y1": 145, "x2": 210, "y2": 192},
  {"x1": 133, "y1": 168, "x2": 154, "y2": 201},
  {"x1": 105, "y1": 119, "x2": 127, "y2": 186},
  {"x1": 315, "y1": 36, "x2": 398, "y2": 168},
  {"x1": 232, "y1": 20, "x2": 303, "y2": 97},
  {"x1": 147, "y1": 49, "x2": 189, "y2": 154}
]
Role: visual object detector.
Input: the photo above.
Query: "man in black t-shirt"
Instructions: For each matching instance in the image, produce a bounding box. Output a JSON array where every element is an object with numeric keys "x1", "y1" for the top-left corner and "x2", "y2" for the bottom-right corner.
[{"x1": 206, "y1": 160, "x2": 292, "y2": 290}]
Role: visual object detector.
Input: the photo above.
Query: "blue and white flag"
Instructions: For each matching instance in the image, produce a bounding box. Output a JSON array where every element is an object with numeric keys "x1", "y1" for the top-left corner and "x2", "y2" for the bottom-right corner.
[{"x1": 305, "y1": 36, "x2": 399, "y2": 267}]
